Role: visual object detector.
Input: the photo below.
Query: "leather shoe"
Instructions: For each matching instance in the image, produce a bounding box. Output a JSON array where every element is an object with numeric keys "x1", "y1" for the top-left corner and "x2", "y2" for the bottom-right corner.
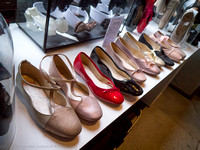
[
  {"x1": 73, "y1": 52, "x2": 124, "y2": 105},
  {"x1": 90, "y1": 46, "x2": 143, "y2": 96}
]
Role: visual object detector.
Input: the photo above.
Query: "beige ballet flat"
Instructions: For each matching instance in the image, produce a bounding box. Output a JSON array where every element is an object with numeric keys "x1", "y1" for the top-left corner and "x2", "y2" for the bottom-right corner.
[
  {"x1": 41, "y1": 54, "x2": 102, "y2": 122},
  {"x1": 16, "y1": 60, "x2": 82, "y2": 138}
]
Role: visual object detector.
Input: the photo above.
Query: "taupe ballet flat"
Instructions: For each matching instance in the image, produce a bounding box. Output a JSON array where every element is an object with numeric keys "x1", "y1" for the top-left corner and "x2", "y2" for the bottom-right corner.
[
  {"x1": 16, "y1": 60, "x2": 82, "y2": 138},
  {"x1": 107, "y1": 42, "x2": 147, "y2": 83},
  {"x1": 43, "y1": 54, "x2": 102, "y2": 122}
]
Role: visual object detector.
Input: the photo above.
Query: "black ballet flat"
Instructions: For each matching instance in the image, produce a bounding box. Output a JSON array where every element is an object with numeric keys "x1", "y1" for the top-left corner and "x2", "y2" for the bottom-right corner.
[{"x1": 90, "y1": 46, "x2": 143, "y2": 96}]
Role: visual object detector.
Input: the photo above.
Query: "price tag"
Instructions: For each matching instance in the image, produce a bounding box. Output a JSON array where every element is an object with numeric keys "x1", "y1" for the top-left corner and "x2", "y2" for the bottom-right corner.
[{"x1": 102, "y1": 15, "x2": 124, "y2": 48}]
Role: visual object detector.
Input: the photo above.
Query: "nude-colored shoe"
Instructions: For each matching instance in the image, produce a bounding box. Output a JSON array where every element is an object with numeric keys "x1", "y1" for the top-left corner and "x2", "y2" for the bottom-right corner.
[
  {"x1": 115, "y1": 37, "x2": 161, "y2": 76},
  {"x1": 44, "y1": 54, "x2": 102, "y2": 122},
  {"x1": 123, "y1": 32, "x2": 165, "y2": 67},
  {"x1": 16, "y1": 60, "x2": 82, "y2": 138},
  {"x1": 154, "y1": 31, "x2": 186, "y2": 58},
  {"x1": 171, "y1": 8, "x2": 198, "y2": 44},
  {"x1": 150, "y1": 33, "x2": 182, "y2": 62},
  {"x1": 106, "y1": 42, "x2": 146, "y2": 83}
]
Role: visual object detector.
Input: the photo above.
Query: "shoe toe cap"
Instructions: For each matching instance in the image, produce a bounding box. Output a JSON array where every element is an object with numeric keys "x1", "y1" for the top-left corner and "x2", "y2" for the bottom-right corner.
[
  {"x1": 132, "y1": 71, "x2": 147, "y2": 83},
  {"x1": 104, "y1": 90, "x2": 124, "y2": 104},
  {"x1": 169, "y1": 52, "x2": 182, "y2": 62},
  {"x1": 76, "y1": 97, "x2": 103, "y2": 122},
  {"x1": 45, "y1": 107, "x2": 82, "y2": 138}
]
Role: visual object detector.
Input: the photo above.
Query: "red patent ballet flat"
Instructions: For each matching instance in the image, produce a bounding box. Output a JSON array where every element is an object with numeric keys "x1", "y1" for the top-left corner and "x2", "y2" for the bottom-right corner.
[{"x1": 73, "y1": 52, "x2": 124, "y2": 105}]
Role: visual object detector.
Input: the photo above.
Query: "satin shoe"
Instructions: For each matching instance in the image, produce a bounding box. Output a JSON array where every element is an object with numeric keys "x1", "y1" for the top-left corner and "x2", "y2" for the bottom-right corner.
[
  {"x1": 73, "y1": 52, "x2": 124, "y2": 105},
  {"x1": 43, "y1": 54, "x2": 102, "y2": 122},
  {"x1": 153, "y1": 31, "x2": 186, "y2": 58},
  {"x1": 123, "y1": 32, "x2": 165, "y2": 67},
  {"x1": 139, "y1": 33, "x2": 174, "y2": 66},
  {"x1": 16, "y1": 60, "x2": 82, "y2": 138},
  {"x1": 150, "y1": 33, "x2": 183, "y2": 62},
  {"x1": 90, "y1": 46, "x2": 143, "y2": 96},
  {"x1": 107, "y1": 42, "x2": 146, "y2": 83},
  {"x1": 115, "y1": 37, "x2": 161, "y2": 76}
]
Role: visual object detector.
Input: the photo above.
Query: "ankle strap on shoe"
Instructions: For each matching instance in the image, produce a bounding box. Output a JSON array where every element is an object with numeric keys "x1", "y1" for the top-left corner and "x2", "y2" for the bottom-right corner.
[
  {"x1": 40, "y1": 53, "x2": 77, "y2": 83},
  {"x1": 19, "y1": 60, "x2": 61, "y2": 108}
]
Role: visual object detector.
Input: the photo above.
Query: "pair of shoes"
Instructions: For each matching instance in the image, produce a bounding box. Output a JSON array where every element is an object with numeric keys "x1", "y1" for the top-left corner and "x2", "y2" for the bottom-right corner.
[
  {"x1": 16, "y1": 60, "x2": 82, "y2": 138},
  {"x1": 171, "y1": 8, "x2": 198, "y2": 44},
  {"x1": 158, "y1": 0, "x2": 180, "y2": 29},
  {"x1": 115, "y1": 37, "x2": 161, "y2": 76},
  {"x1": 139, "y1": 33, "x2": 174, "y2": 66},
  {"x1": 45, "y1": 54, "x2": 103, "y2": 122},
  {"x1": 153, "y1": 31, "x2": 186, "y2": 59},
  {"x1": 123, "y1": 32, "x2": 165, "y2": 67},
  {"x1": 150, "y1": 33, "x2": 183, "y2": 62},
  {"x1": 74, "y1": 52, "x2": 124, "y2": 105},
  {"x1": 137, "y1": 0, "x2": 155, "y2": 33},
  {"x1": 107, "y1": 42, "x2": 147, "y2": 83},
  {"x1": 125, "y1": 0, "x2": 145, "y2": 32},
  {"x1": 90, "y1": 46, "x2": 143, "y2": 96}
]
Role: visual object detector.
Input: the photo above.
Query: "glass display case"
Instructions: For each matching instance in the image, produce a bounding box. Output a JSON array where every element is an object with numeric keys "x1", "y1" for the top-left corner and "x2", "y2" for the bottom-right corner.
[
  {"x1": 0, "y1": 13, "x2": 15, "y2": 150},
  {"x1": 16, "y1": 0, "x2": 132, "y2": 52}
]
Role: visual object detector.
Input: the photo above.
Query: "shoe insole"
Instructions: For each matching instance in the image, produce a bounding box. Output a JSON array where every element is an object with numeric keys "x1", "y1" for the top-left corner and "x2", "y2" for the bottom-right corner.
[
  {"x1": 73, "y1": 83, "x2": 88, "y2": 97},
  {"x1": 83, "y1": 64, "x2": 112, "y2": 89},
  {"x1": 115, "y1": 52, "x2": 137, "y2": 71},
  {"x1": 23, "y1": 75, "x2": 52, "y2": 115},
  {"x1": 101, "y1": 59, "x2": 127, "y2": 80},
  {"x1": 177, "y1": 13, "x2": 193, "y2": 36}
]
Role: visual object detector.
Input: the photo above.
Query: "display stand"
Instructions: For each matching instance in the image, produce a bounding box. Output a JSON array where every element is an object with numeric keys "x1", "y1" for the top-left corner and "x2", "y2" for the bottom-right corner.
[{"x1": 9, "y1": 22, "x2": 199, "y2": 149}]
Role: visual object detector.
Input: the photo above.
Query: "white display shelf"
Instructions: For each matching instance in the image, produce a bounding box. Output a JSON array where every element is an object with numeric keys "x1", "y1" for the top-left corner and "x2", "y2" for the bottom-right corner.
[{"x1": 9, "y1": 22, "x2": 199, "y2": 150}]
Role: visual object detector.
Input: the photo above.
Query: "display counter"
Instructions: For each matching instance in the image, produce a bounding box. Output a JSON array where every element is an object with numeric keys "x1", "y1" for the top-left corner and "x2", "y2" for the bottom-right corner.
[{"x1": 9, "y1": 22, "x2": 199, "y2": 150}]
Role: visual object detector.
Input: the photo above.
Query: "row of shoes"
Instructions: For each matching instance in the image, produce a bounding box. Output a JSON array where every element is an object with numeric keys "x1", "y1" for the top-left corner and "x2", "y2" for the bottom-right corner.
[
  {"x1": 16, "y1": 31, "x2": 186, "y2": 139},
  {"x1": 108, "y1": 31, "x2": 186, "y2": 82},
  {"x1": 16, "y1": 48, "x2": 144, "y2": 139}
]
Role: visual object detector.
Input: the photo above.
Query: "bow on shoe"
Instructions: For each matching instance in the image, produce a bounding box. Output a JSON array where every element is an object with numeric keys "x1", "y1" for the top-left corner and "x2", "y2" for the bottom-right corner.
[
  {"x1": 74, "y1": 21, "x2": 97, "y2": 33},
  {"x1": 162, "y1": 47, "x2": 176, "y2": 56},
  {"x1": 103, "y1": 87, "x2": 120, "y2": 94},
  {"x1": 131, "y1": 68, "x2": 142, "y2": 76}
]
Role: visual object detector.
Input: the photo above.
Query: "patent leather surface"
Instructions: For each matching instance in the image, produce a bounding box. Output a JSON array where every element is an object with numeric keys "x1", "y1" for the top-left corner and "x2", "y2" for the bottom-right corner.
[
  {"x1": 73, "y1": 52, "x2": 124, "y2": 104},
  {"x1": 90, "y1": 46, "x2": 143, "y2": 96}
]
